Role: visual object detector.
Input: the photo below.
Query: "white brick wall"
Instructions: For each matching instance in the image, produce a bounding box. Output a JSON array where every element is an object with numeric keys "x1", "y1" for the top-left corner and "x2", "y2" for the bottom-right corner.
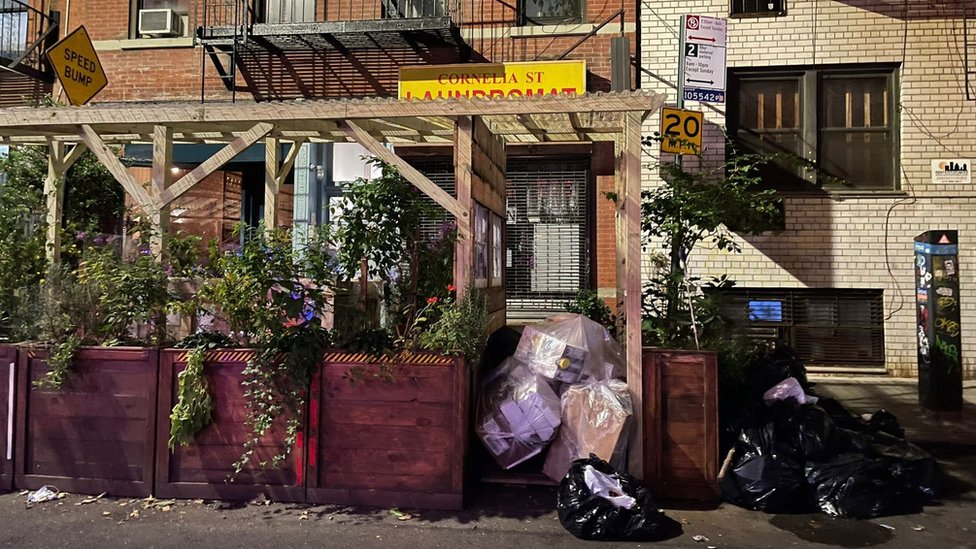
[{"x1": 639, "y1": 1, "x2": 976, "y2": 377}]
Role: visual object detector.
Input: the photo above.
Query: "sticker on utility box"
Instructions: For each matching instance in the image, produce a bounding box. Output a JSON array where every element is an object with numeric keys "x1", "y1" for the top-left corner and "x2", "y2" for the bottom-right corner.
[{"x1": 45, "y1": 26, "x2": 108, "y2": 106}]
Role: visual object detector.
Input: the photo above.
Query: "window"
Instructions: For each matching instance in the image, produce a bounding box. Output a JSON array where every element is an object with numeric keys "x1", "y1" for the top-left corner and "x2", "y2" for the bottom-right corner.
[
  {"x1": 728, "y1": 66, "x2": 898, "y2": 191},
  {"x1": 731, "y1": 0, "x2": 786, "y2": 17},
  {"x1": 130, "y1": 0, "x2": 190, "y2": 38},
  {"x1": 520, "y1": 0, "x2": 583, "y2": 25}
]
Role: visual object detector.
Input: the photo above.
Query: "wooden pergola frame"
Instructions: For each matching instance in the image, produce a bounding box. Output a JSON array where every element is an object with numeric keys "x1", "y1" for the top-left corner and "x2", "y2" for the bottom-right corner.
[{"x1": 0, "y1": 91, "x2": 664, "y2": 477}]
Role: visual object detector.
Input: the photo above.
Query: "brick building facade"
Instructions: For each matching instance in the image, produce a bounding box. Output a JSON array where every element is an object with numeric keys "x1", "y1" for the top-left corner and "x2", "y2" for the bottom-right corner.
[
  {"x1": 4, "y1": 0, "x2": 637, "y2": 319},
  {"x1": 640, "y1": 2, "x2": 976, "y2": 377}
]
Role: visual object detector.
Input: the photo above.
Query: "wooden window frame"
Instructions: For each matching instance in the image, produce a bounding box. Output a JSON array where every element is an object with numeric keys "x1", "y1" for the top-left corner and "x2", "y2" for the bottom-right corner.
[{"x1": 728, "y1": 65, "x2": 899, "y2": 192}]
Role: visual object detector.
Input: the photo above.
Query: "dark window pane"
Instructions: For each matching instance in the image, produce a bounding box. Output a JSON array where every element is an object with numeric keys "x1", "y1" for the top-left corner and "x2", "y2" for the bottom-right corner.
[
  {"x1": 523, "y1": 0, "x2": 582, "y2": 23},
  {"x1": 823, "y1": 76, "x2": 888, "y2": 129},
  {"x1": 731, "y1": 0, "x2": 786, "y2": 16},
  {"x1": 739, "y1": 78, "x2": 800, "y2": 131},
  {"x1": 820, "y1": 130, "x2": 892, "y2": 188}
]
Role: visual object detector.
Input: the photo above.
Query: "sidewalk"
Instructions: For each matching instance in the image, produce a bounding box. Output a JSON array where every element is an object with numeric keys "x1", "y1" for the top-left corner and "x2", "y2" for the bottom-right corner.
[{"x1": 1, "y1": 379, "x2": 974, "y2": 549}]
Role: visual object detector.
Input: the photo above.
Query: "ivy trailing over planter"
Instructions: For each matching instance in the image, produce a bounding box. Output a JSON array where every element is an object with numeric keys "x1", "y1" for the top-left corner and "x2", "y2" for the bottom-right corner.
[
  {"x1": 169, "y1": 346, "x2": 215, "y2": 449},
  {"x1": 200, "y1": 223, "x2": 339, "y2": 473}
]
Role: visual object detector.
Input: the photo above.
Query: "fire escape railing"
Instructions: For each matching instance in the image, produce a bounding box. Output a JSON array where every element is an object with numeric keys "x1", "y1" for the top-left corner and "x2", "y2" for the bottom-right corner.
[
  {"x1": 0, "y1": 0, "x2": 59, "y2": 82},
  {"x1": 199, "y1": 0, "x2": 461, "y2": 30}
]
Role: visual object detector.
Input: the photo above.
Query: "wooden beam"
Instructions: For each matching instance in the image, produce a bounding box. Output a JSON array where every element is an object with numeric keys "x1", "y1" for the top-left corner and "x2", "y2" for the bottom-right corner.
[
  {"x1": 61, "y1": 142, "x2": 87, "y2": 171},
  {"x1": 78, "y1": 124, "x2": 155, "y2": 210},
  {"x1": 159, "y1": 122, "x2": 274, "y2": 206},
  {"x1": 0, "y1": 93, "x2": 665, "y2": 132},
  {"x1": 453, "y1": 116, "x2": 474, "y2": 296},
  {"x1": 278, "y1": 137, "x2": 306, "y2": 185},
  {"x1": 617, "y1": 112, "x2": 644, "y2": 479},
  {"x1": 340, "y1": 120, "x2": 466, "y2": 222},
  {"x1": 264, "y1": 137, "x2": 279, "y2": 228},
  {"x1": 150, "y1": 125, "x2": 173, "y2": 255}
]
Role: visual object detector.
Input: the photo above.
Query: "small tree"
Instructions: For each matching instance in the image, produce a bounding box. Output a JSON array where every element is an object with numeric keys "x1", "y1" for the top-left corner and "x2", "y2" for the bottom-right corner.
[{"x1": 639, "y1": 137, "x2": 783, "y2": 349}]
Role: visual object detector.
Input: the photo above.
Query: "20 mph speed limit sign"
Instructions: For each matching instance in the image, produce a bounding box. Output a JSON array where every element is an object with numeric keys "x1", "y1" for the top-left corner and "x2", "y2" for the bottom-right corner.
[{"x1": 659, "y1": 107, "x2": 703, "y2": 155}]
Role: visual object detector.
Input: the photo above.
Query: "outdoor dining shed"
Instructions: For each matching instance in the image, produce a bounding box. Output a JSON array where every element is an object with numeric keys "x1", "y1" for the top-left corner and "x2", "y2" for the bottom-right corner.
[{"x1": 0, "y1": 90, "x2": 664, "y2": 479}]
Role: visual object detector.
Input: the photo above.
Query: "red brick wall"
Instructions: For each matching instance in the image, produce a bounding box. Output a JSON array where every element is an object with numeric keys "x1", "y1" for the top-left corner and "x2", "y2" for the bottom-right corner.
[{"x1": 49, "y1": 0, "x2": 635, "y2": 104}]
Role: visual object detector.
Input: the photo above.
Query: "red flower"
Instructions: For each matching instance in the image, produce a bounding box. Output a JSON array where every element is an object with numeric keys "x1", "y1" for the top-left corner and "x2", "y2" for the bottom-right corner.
[
  {"x1": 427, "y1": 296, "x2": 439, "y2": 305},
  {"x1": 447, "y1": 284, "x2": 456, "y2": 292}
]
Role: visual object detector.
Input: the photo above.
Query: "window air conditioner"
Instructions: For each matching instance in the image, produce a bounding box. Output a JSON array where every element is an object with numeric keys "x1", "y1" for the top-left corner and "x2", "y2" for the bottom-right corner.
[{"x1": 138, "y1": 8, "x2": 183, "y2": 37}]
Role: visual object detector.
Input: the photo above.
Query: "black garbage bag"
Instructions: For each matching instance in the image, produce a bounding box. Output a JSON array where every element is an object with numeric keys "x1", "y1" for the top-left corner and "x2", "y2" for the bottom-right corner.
[
  {"x1": 861, "y1": 431, "x2": 942, "y2": 501},
  {"x1": 818, "y1": 399, "x2": 906, "y2": 440},
  {"x1": 721, "y1": 400, "x2": 839, "y2": 513},
  {"x1": 720, "y1": 450, "x2": 812, "y2": 513},
  {"x1": 806, "y1": 454, "x2": 926, "y2": 519},
  {"x1": 556, "y1": 456, "x2": 681, "y2": 541}
]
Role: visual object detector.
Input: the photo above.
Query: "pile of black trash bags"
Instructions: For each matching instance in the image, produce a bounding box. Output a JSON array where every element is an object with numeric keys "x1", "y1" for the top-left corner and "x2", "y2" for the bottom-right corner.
[{"x1": 720, "y1": 346, "x2": 943, "y2": 519}]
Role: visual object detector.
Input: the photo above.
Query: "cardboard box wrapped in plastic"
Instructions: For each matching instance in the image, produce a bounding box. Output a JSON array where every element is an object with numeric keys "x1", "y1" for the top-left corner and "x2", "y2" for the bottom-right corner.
[
  {"x1": 477, "y1": 358, "x2": 562, "y2": 469},
  {"x1": 543, "y1": 379, "x2": 633, "y2": 482},
  {"x1": 514, "y1": 314, "x2": 625, "y2": 385}
]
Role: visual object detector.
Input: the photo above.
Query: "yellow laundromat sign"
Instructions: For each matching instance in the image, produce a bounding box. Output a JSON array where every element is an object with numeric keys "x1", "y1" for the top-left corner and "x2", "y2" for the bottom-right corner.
[{"x1": 399, "y1": 60, "x2": 586, "y2": 100}]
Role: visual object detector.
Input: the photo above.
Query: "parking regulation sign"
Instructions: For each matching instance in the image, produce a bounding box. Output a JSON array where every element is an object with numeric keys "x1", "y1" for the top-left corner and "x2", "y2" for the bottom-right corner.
[{"x1": 680, "y1": 15, "x2": 727, "y2": 103}]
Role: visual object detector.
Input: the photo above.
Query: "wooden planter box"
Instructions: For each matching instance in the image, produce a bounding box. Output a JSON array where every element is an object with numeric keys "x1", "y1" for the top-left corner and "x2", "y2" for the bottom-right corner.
[
  {"x1": 307, "y1": 351, "x2": 469, "y2": 510},
  {"x1": 154, "y1": 349, "x2": 305, "y2": 502},
  {"x1": 642, "y1": 348, "x2": 719, "y2": 506},
  {"x1": 14, "y1": 347, "x2": 158, "y2": 497},
  {"x1": 0, "y1": 344, "x2": 16, "y2": 492}
]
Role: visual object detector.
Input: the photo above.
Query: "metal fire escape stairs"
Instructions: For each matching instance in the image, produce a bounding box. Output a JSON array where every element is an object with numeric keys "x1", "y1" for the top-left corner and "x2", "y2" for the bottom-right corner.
[
  {"x1": 200, "y1": 0, "x2": 252, "y2": 102},
  {"x1": 0, "y1": 0, "x2": 59, "y2": 83},
  {"x1": 966, "y1": 0, "x2": 976, "y2": 100}
]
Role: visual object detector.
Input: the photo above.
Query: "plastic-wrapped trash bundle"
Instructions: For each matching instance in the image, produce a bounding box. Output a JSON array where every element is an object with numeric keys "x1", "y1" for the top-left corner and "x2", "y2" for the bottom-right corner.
[
  {"x1": 557, "y1": 455, "x2": 681, "y2": 541},
  {"x1": 543, "y1": 379, "x2": 633, "y2": 482},
  {"x1": 514, "y1": 314, "x2": 624, "y2": 385},
  {"x1": 477, "y1": 358, "x2": 562, "y2": 469}
]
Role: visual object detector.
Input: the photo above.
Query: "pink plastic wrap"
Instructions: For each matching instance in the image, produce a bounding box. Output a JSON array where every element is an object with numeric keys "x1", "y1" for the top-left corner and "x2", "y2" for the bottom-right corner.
[
  {"x1": 514, "y1": 314, "x2": 625, "y2": 385},
  {"x1": 477, "y1": 358, "x2": 562, "y2": 469},
  {"x1": 543, "y1": 379, "x2": 633, "y2": 482}
]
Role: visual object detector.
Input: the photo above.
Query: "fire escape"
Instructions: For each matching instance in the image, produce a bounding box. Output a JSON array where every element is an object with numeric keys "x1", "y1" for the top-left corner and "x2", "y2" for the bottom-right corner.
[
  {"x1": 197, "y1": 0, "x2": 466, "y2": 102},
  {"x1": 0, "y1": 0, "x2": 59, "y2": 106}
]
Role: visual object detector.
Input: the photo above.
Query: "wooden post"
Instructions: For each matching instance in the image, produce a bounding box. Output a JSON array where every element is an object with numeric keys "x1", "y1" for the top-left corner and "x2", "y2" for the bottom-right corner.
[
  {"x1": 616, "y1": 112, "x2": 644, "y2": 478},
  {"x1": 43, "y1": 141, "x2": 88, "y2": 263},
  {"x1": 150, "y1": 125, "x2": 173, "y2": 257},
  {"x1": 44, "y1": 141, "x2": 65, "y2": 264},
  {"x1": 264, "y1": 136, "x2": 279, "y2": 228},
  {"x1": 453, "y1": 116, "x2": 474, "y2": 296}
]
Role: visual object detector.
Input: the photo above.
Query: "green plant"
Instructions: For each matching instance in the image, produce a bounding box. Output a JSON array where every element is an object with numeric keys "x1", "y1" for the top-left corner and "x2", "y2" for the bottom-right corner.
[
  {"x1": 169, "y1": 346, "x2": 215, "y2": 449},
  {"x1": 198, "y1": 223, "x2": 338, "y2": 472},
  {"x1": 566, "y1": 289, "x2": 616, "y2": 337},
  {"x1": 34, "y1": 333, "x2": 81, "y2": 389},
  {"x1": 637, "y1": 136, "x2": 783, "y2": 349},
  {"x1": 417, "y1": 288, "x2": 489, "y2": 365},
  {"x1": 328, "y1": 159, "x2": 441, "y2": 333}
]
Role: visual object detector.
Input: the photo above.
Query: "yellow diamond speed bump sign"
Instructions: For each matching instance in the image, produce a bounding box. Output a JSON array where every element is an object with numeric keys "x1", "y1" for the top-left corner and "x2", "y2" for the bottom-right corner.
[
  {"x1": 660, "y1": 107, "x2": 703, "y2": 155},
  {"x1": 45, "y1": 26, "x2": 108, "y2": 106}
]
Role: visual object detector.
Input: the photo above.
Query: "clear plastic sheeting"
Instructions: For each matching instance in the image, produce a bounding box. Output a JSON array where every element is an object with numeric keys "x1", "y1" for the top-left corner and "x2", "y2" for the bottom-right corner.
[
  {"x1": 543, "y1": 380, "x2": 633, "y2": 482},
  {"x1": 514, "y1": 313, "x2": 625, "y2": 384},
  {"x1": 477, "y1": 357, "x2": 562, "y2": 469},
  {"x1": 764, "y1": 377, "x2": 818, "y2": 405}
]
